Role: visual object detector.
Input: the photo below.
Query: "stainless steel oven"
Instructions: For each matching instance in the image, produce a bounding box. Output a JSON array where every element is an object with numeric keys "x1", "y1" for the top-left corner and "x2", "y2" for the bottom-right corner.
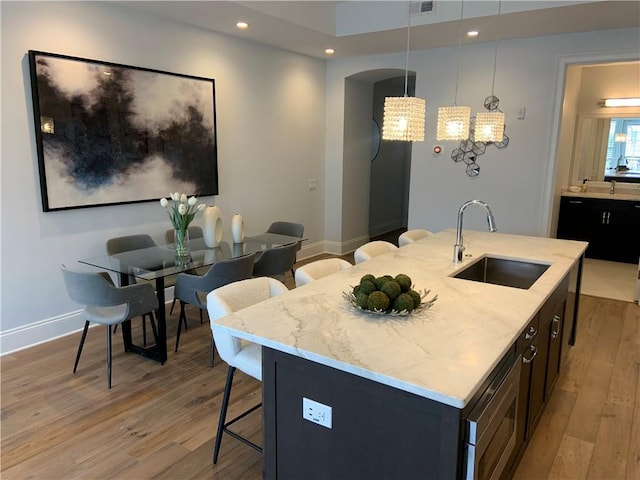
[{"x1": 463, "y1": 352, "x2": 521, "y2": 480}]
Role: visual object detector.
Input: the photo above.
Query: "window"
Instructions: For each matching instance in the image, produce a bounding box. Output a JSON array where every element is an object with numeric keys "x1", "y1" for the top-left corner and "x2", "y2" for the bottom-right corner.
[{"x1": 606, "y1": 118, "x2": 640, "y2": 172}]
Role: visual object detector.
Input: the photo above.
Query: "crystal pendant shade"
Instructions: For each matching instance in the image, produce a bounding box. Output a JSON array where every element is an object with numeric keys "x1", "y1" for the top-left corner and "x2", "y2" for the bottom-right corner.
[
  {"x1": 436, "y1": 106, "x2": 471, "y2": 141},
  {"x1": 475, "y1": 111, "x2": 505, "y2": 142},
  {"x1": 382, "y1": 96, "x2": 426, "y2": 142}
]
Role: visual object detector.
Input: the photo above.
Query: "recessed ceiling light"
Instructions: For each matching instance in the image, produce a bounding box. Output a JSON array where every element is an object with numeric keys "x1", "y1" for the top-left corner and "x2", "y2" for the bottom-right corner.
[
  {"x1": 467, "y1": 31, "x2": 479, "y2": 37},
  {"x1": 325, "y1": 48, "x2": 335, "y2": 55},
  {"x1": 236, "y1": 21, "x2": 249, "y2": 29}
]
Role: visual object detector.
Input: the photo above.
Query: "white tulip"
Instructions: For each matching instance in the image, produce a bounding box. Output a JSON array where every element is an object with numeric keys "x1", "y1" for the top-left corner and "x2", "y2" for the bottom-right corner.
[
  {"x1": 160, "y1": 198, "x2": 169, "y2": 208},
  {"x1": 178, "y1": 203, "x2": 187, "y2": 215},
  {"x1": 180, "y1": 193, "x2": 188, "y2": 204},
  {"x1": 171, "y1": 192, "x2": 180, "y2": 201},
  {"x1": 188, "y1": 196, "x2": 197, "y2": 206}
]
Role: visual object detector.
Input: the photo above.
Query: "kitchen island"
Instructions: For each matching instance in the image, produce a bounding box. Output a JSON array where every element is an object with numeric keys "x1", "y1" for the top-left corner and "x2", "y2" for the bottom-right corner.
[{"x1": 212, "y1": 230, "x2": 587, "y2": 479}]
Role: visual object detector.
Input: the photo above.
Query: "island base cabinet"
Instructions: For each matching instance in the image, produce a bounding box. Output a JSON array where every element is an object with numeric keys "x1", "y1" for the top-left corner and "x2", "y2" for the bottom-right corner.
[{"x1": 263, "y1": 347, "x2": 462, "y2": 480}]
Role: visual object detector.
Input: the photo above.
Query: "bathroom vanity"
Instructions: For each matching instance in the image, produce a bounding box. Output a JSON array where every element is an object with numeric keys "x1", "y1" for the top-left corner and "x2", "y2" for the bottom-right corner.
[
  {"x1": 212, "y1": 230, "x2": 587, "y2": 479},
  {"x1": 558, "y1": 182, "x2": 640, "y2": 263}
]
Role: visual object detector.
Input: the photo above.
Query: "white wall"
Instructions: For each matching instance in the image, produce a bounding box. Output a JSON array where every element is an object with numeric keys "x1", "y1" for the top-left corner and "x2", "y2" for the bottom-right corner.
[
  {"x1": 325, "y1": 27, "x2": 640, "y2": 240},
  {"x1": 0, "y1": 1, "x2": 326, "y2": 353}
]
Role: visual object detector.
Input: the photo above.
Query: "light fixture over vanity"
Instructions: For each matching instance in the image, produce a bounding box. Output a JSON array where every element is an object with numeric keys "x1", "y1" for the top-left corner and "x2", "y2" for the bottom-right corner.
[{"x1": 599, "y1": 98, "x2": 640, "y2": 108}]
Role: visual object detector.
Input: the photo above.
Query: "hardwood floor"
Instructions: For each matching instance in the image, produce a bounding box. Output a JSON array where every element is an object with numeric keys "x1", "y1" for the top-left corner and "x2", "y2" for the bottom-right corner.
[{"x1": 1, "y1": 259, "x2": 638, "y2": 479}]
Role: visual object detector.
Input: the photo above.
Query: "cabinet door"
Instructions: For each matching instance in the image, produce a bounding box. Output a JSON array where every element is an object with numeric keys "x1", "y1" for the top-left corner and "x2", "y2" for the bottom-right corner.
[
  {"x1": 606, "y1": 202, "x2": 640, "y2": 263},
  {"x1": 527, "y1": 326, "x2": 548, "y2": 435},
  {"x1": 557, "y1": 198, "x2": 592, "y2": 241},
  {"x1": 545, "y1": 302, "x2": 565, "y2": 396}
]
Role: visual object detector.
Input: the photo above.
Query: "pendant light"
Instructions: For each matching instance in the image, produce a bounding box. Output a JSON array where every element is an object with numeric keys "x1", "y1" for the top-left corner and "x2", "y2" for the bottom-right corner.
[
  {"x1": 382, "y1": 2, "x2": 425, "y2": 142},
  {"x1": 475, "y1": 1, "x2": 505, "y2": 143},
  {"x1": 436, "y1": 0, "x2": 471, "y2": 141}
]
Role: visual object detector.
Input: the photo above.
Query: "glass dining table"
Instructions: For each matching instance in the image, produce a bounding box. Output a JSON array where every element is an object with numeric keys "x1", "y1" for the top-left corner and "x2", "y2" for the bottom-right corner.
[{"x1": 78, "y1": 232, "x2": 303, "y2": 364}]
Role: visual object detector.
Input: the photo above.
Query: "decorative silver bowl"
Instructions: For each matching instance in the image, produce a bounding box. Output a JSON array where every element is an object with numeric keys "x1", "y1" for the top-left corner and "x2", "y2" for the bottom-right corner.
[{"x1": 342, "y1": 288, "x2": 438, "y2": 316}]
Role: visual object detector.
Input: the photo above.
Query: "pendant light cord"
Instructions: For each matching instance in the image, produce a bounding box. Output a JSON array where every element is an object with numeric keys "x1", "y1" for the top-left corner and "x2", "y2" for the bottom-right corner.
[
  {"x1": 454, "y1": 0, "x2": 465, "y2": 105},
  {"x1": 403, "y1": 1, "x2": 411, "y2": 97},
  {"x1": 490, "y1": 0, "x2": 502, "y2": 96}
]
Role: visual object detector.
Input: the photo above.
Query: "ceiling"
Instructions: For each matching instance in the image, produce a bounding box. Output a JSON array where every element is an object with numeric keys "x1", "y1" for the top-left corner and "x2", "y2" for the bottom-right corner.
[{"x1": 114, "y1": 1, "x2": 640, "y2": 59}]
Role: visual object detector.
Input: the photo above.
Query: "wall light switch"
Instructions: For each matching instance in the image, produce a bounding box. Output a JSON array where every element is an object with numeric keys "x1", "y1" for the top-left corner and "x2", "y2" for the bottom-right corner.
[
  {"x1": 308, "y1": 179, "x2": 317, "y2": 191},
  {"x1": 302, "y1": 397, "x2": 332, "y2": 429},
  {"x1": 517, "y1": 107, "x2": 526, "y2": 120}
]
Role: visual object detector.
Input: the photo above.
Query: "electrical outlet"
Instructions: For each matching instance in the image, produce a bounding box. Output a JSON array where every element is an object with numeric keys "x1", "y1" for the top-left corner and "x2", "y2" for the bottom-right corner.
[
  {"x1": 302, "y1": 397, "x2": 332, "y2": 429},
  {"x1": 308, "y1": 179, "x2": 317, "y2": 191}
]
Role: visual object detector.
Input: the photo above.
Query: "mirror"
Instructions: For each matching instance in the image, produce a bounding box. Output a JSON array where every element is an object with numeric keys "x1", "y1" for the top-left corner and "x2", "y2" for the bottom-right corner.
[{"x1": 570, "y1": 114, "x2": 640, "y2": 184}]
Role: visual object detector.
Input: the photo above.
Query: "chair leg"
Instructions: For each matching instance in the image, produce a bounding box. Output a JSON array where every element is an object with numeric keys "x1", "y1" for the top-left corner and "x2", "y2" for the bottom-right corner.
[
  {"x1": 73, "y1": 321, "x2": 90, "y2": 374},
  {"x1": 106, "y1": 324, "x2": 113, "y2": 389},
  {"x1": 210, "y1": 335, "x2": 215, "y2": 367},
  {"x1": 169, "y1": 298, "x2": 177, "y2": 315},
  {"x1": 175, "y1": 301, "x2": 187, "y2": 353},
  {"x1": 213, "y1": 366, "x2": 236, "y2": 464},
  {"x1": 200, "y1": 308, "x2": 204, "y2": 325},
  {"x1": 142, "y1": 315, "x2": 148, "y2": 346},
  {"x1": 148, "y1": 311, "x2": 159, "y2": 346}
]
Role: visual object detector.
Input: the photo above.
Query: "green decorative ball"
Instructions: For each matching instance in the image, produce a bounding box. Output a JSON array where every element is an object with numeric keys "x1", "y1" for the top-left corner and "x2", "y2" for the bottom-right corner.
[
  {"x1": 380, "y1": 280, "x2": 401, "y2": 301},
  {"x1": 360, "y1": 274, "x2": 376, "y2": 284},
  {"x1": 393, "y1": 293, "x2": 415, "y2": 313},
  {"x1": 356, "y1": 292, "x2": 369, "y2": 309},
  {"x1": 394, "y1": 273, "x2": 412, "y2": 292},
  {"x1": 359, "y1": 280, "x2": 377, "y2": 295},
  {"x1": 367, "y1": 291, "x2": 390, "y2": 311},
  {"x1": 373, "y1": 276, "x2": 390, "y2": 290},
  {"x1": 407, "y1": 290, "x2": 422, "y2": 309}
]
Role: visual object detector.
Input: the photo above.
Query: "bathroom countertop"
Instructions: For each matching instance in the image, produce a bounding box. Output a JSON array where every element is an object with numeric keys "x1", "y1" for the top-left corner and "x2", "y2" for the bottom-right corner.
[{"x1": 561, "y1": 190, "x2": 640, "y2": 201}]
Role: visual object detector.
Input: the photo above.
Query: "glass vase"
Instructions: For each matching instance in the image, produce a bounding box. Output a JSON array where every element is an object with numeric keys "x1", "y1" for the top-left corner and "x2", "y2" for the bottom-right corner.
[{"x1": 174, "y1": 227, "x2": 190, "y2": 259}]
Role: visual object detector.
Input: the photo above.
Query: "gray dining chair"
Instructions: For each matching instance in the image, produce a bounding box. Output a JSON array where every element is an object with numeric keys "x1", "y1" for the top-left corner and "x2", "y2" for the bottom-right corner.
[
  {"x1": 173, "y1": 253, "x2": 256, "y2": 357},
  {"x1": 266, "y1": 221, "x2": 304, "y2": 275},
  {"x1": 207, "y1": 276, "x2": 289, "y2": 464},
  {"x1": 106, "y1": 234, "x2": 160, "y2": 345},
  {"x1": 252, "y1": 242, "x2": 299, "y2": 283},
  {"x1": 61, "y1": 265, "x2": 159, "y2": 388}
]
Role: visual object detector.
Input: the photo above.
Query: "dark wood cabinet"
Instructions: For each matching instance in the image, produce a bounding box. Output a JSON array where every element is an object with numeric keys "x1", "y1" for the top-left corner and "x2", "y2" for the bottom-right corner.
[
  {"x1": 545, "y1": 301, "x2": 565, "y2": 395},
  {"x1": 263, "y1": 347, "x2": 463, "y2": 480},
  {"x1": 506, "y1": 276, "x2": 569, "y2": 478},
  {"x1": 557, "y1": 196, "x2": 640, "y2": 264},
  {"x1": 527, "y1": 317, "x2": 549, "y2": 434}
]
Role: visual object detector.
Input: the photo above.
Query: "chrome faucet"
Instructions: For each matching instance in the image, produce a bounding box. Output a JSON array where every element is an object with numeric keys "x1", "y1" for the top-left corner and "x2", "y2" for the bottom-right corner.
[
  {"x1": 454, "y1": 199, "x2": 497, "y2": 263},
  {"x1": 610, "y1": 180, "x2": 616, "y2": 194}
]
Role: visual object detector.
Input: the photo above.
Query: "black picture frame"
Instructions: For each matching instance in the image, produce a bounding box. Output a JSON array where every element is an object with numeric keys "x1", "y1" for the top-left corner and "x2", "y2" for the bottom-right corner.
[{"x1": 28, "y1": 50, "x2": 218, "y2": 212}]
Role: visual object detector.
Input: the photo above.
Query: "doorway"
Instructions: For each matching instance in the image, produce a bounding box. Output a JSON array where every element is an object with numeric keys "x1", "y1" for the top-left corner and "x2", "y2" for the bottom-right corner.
[{"x1": 342, "y1": 69, "x2": 416, "y2": 247}]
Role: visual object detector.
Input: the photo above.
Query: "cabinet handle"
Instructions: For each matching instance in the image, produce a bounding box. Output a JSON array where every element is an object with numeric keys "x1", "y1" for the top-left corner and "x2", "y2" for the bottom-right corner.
[
  {"x1": 606, "y1": 211, "x2": 611, "y2": 224},
  {"x1": 524, "y1": 325, "x2": 537, "y2": 340},
  {"x1": 569, "y1": 200, "x2": 583, "y2": 204},
  {"x1": 551, "y1": 315, "x2": 561, "y2": 339},
  {"x1": 635, "y1": 205, "x2": 640, "y2": 209},
  {"x1": 523, "y1": 345, "x2": 538, "y2": 364},
  {"x1": 601, "y1": 212, "x2": 607, "y2": 224}
]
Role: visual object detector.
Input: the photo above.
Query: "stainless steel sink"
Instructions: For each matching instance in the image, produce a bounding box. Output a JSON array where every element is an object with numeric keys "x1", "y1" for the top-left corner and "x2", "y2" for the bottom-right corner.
[{"x1": 452, "y1": 256, "x2": 550, "y2": 289}]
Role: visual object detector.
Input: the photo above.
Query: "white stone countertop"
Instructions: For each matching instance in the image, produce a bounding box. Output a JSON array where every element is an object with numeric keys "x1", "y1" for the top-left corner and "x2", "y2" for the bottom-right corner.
[
  {"x1": 561, "y1": 191, "x2": 640, "y2": 201},
  {"x1": 212, "y1": 230, "x2": 587, "y2": 409}
]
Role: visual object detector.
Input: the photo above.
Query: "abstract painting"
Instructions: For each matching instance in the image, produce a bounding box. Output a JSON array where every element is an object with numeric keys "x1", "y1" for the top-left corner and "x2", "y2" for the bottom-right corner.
[{"x1": 28, "y1": 50, "x2": 218, "y2": 211}]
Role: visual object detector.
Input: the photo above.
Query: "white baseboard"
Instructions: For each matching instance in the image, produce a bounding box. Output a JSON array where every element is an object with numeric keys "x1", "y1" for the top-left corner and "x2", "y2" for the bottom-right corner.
[{"x1": 0, "y1": 310, "x2": 85, "y2": 355}]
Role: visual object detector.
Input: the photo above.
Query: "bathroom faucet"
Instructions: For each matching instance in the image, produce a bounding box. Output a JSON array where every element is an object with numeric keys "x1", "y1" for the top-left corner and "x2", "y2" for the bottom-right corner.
[
  {"x1": 454, "y1": 199, "x2": 497, "y2": 263},
  {"x1": 610, "y1": 180, "x2": 616, "y2": 194}
]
